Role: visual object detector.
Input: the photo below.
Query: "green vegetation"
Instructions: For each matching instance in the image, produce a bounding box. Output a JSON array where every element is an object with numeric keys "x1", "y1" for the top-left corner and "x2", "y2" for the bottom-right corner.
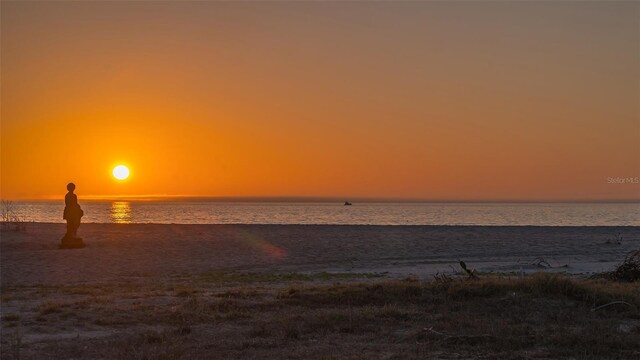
[{"x1": 604, "y1": 250, "x2": 640, "y2": 282}]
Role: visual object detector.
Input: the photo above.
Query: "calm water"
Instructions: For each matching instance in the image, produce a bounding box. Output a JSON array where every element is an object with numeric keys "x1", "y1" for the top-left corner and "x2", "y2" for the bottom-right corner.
[{"x1": 7, "y1": 201, "x2": 640, "y2": 226}]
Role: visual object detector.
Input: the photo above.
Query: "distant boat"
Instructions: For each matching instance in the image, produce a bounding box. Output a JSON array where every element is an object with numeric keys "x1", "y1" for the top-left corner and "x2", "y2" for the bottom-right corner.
[{"x1": 344, "y1": 201, "x2": 352, "y2": 206}]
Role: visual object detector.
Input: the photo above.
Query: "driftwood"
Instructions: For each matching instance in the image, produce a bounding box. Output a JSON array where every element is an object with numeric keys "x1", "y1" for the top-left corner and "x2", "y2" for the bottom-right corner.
[{"x1": 591, "y1": 301, "x2": 634, "y2": 312}]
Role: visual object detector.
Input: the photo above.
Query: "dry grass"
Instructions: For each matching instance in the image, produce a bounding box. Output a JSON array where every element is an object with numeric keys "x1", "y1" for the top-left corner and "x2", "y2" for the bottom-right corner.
[{"x1": 1, "y1": 272, "x2": 639, "y2": 359}]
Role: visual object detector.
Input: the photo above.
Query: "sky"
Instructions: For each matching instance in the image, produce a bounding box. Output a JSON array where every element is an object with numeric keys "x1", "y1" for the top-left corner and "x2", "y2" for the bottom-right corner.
[{"x1": 1, "y1": 1, "x2": 639, "y2": 201}]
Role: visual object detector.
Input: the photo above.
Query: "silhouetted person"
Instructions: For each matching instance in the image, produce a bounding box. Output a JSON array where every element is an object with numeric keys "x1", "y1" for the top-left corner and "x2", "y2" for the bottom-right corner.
[{"x1": 63, "y1": 182, "x2": 84, "y2": 241}]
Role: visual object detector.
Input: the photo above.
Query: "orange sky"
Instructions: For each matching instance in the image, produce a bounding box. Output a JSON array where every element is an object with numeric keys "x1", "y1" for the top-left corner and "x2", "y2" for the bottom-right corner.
[{"x1": 1, "y1": 2, "x2": 639, "y2": 201}]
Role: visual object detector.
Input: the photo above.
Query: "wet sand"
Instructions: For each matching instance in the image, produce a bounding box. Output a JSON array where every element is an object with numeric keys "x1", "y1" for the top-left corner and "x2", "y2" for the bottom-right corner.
[{"x1": 2, "y1": 223, "x2": 639, "y2": 287}]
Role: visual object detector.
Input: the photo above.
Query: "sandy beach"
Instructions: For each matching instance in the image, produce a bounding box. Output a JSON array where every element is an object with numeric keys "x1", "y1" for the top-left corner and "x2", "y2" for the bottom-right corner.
[{"x1": 2, "y1": 224, "x2": 639, "y2": 287}]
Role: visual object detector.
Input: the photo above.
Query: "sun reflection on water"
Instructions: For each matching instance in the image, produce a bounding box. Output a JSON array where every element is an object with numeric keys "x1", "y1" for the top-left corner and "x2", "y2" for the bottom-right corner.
[{"x1": 111, "y1": 201, "x2": 132, "y2": 224}]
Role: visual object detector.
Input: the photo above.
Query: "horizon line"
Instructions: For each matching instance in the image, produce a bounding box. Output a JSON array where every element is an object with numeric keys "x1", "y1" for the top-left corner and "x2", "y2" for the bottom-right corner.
[{"x1": 4, "y1": 194, "x2": 639, "y2": 204}]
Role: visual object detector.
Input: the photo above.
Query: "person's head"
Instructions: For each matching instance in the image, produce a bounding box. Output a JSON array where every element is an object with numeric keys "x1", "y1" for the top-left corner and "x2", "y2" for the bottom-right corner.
[{"x1": 67, "y1": 183, "x2": 76, "y2": 192}]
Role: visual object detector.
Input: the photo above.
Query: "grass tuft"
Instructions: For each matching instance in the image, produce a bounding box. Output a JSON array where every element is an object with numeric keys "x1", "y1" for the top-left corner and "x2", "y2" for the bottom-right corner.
[
  {"x1": 607, "y1": 250, "x2": 640, "y2": 282},
  {"x1": 37, "y1": 301, "x2": 64, "y2": 315}
]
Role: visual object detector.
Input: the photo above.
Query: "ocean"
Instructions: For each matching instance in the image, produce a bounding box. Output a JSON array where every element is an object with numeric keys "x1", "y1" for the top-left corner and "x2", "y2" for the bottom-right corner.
[{"x1": 6, "y1": 201, "x2": 639, "y2": 226}]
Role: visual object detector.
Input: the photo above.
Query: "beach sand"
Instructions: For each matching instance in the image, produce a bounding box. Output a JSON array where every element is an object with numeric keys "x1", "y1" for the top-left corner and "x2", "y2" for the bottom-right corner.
[
  {"x1": 2, "y1": 223, "x2": 639, "y2": 287},
  {"x1": 2, "y1": 224, "x2": 639, "y2": 358}
]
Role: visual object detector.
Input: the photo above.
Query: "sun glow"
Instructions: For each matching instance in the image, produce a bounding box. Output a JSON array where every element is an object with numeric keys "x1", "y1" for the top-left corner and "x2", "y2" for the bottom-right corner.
[{"x1": 112, "y1": 165, "x2": 130, "y2": 181}]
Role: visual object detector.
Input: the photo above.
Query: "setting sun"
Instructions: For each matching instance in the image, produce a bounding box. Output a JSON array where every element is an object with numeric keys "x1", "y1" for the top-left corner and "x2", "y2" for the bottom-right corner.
[{"x1": 112, "y1": 165, "x2": 130, "y2": 181}]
